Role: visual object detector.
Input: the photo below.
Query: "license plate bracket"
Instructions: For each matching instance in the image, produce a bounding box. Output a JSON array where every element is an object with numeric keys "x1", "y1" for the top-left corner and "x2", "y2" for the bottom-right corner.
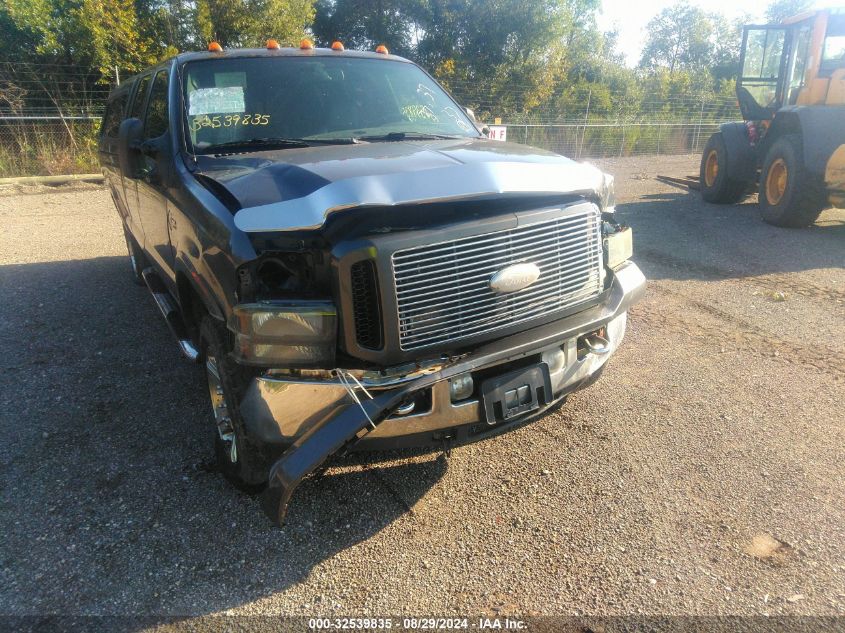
[{"x1": 480, "y1": 363, "x2": 553, "y2": 425}]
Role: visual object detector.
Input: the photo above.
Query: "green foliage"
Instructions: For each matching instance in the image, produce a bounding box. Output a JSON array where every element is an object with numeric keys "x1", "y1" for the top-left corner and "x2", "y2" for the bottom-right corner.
[
  {"x1": 196, "y1": 0, "x2": 314, "y2": 48},
  {"x1": 4, "y1": 0, "x2": 156, "y2": 74},
  {"x1": 765, "y1": 0, "x2": 814, "y2": 23},
  {"x1": 313, "y1": 0, "x2": 414, "y2": 55},
  {"x1": 639, "y1": 2, "x2": 741, "y2": 82},
  {"x1": 0, "y1": 121, "x2": 100, "y2": 177}
]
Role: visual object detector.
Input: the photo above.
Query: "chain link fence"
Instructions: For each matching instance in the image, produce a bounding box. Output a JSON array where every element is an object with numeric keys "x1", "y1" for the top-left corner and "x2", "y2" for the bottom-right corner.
[
  {"x1": 501, "y1": 121, "x2": 723, "y2": 159},
  {"x1": 0, "y1": 116, "x2": 102, "y2": 177},
  {"x1": 0, "y1": 64, "x2": 740, "y2": 177},
  {"x1": 0, "y1": 116, "x2": 729, "y2": 177}
]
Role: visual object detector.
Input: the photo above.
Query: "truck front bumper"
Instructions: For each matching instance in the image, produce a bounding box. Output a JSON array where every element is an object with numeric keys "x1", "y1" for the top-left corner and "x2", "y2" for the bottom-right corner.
[{"x1": 246, "y1": 262, "x2": 645, "y2": 524}]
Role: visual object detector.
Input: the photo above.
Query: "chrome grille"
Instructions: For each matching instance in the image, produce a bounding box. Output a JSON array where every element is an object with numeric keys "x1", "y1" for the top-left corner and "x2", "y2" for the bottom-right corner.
[{"x1": 392, "y1": 206, "x2": 603, "y2": 350}]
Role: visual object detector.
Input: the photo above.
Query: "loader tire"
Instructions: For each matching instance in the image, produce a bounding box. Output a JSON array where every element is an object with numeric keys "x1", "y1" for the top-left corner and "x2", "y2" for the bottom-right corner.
[
  {"x1": 700, "y1": 133, "x2": 748, "y2": 204},
  {"x1": 758, "y1": 134, "x2": 827, "y2": 228}
]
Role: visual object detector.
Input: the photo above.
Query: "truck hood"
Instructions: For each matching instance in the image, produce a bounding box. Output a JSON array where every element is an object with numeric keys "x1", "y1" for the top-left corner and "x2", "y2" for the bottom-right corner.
[{"x1": 193, "y1": 138, "x2": 609, "y2": 233}]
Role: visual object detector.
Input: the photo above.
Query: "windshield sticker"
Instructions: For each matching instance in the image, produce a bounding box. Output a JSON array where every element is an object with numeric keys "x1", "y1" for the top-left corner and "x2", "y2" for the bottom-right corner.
[
  {"x1": 190, "y1": 113, "x2": 270, "y2": 131},
  {"x1": 402, "y1": 104, "x2": 438, "y2": 123},
  {"x1": 188, "y1": 87, "x2": 245, "y2": 115}
]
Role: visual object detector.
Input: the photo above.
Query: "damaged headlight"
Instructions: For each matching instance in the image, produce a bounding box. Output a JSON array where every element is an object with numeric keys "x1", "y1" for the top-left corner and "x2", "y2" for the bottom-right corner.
[
  {"x1": 603, "y1": 224, "x2": 633, "y2": 270},
  {"x1": 233, "y1": 301, "x2": 336, "y2": 367},
  {"x1": 599, "y1": 172, "x2": 616, "y2": 213}
]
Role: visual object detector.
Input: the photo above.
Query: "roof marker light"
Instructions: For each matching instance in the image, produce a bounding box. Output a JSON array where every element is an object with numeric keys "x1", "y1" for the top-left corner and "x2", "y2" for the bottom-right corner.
[
  {"x1": 375, "y1": 44, "x2": 389, "y2": 54},
  {"x1": 208, "y1": 42, "x2": 223, "y2": 52},
  {"x1": 266, "y1": 39, "x2": 280, "y2": 50},
  {"x1": 331, "y1": 41, "x2": 344, "y2": 51},
  {"x1": 300, "y1": 38, "x2": 314, "y2": 50}
]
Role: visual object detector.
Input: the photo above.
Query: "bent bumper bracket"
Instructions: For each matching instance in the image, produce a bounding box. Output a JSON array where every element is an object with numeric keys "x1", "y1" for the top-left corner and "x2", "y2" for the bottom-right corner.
[{"x1": 260, "y1": 387, "x2": 414, "y2": 526}]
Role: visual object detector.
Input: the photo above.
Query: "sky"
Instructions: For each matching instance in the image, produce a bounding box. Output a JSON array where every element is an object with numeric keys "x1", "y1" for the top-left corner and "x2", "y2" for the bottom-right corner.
[{"x1": 598, "y1": 0, "x2": 830, "y2": 66}]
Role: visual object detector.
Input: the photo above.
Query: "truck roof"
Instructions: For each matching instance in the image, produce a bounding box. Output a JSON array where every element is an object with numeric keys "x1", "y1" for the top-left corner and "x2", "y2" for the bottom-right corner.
[
  {"x1": 174, "y1": 47, "x2": 412, "y2": 65},
  {"x1": 108, "y1": 46, "x2": 413, "y2": 95}
]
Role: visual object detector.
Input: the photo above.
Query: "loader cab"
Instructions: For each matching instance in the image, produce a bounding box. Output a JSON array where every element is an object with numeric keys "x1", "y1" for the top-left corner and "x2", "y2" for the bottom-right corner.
[{"x1": 737, "y1": 10, "x2": 845, "y2": 121}]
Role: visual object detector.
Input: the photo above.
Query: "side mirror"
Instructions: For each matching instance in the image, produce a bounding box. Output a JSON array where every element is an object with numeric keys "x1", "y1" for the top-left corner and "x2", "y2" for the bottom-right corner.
[
  {"x1": 117, "y1": 117, "x2": 144, "y2": 179},
  {"x1": 139, "y1": 139, "x2": 161, "y2": 158}
]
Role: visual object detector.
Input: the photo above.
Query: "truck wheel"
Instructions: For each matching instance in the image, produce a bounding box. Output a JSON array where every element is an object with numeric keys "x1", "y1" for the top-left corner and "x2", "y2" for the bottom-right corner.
[
  {"x1": 123, "y1": 225, "x2": 147, "y2": 285},
  {"x1": 200, "y1": 316, "x2": 268, "y2": 490},
  {"x1": 758, "y1": 134, "x2": 827, "y2": 228},
  {"x1": 700, "y1": 133, "x2": 748, "y2": 203}
]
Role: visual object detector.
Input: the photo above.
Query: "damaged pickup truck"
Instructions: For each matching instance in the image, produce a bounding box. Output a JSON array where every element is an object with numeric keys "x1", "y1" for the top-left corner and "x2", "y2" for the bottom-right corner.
[{"x1": 98, "y1": 42, "x2": 645, "y2": 526}]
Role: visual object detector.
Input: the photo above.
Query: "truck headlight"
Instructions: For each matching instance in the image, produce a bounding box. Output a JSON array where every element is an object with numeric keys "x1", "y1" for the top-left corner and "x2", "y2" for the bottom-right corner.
[
  {"x1": 603, "y1": 226, "x2": 633, "y2": 270},
  {"x1": 233, "y1": 301, "x2": 336, "y2": 366},
  {"x1": 600, "y1": 173, "x2": 616, "y2": 213}
]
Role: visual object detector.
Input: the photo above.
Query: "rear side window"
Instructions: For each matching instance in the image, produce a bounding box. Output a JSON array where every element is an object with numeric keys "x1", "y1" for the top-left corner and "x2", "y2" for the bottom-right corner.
[
  {"x1": 144, "y1": 70, "x2": 169, "y2": 138},
  {"x1": 129, "y1": 75, "x2": 151, "y2": 120},
  {"x1": 101, "y1": 93, "x2": 128, "y2": 137}
]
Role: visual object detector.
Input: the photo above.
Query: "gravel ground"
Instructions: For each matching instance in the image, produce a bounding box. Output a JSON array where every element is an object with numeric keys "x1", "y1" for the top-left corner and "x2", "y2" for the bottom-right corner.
[{"x1": 1, "y1": 155, "x2": 843, "y2": 622}]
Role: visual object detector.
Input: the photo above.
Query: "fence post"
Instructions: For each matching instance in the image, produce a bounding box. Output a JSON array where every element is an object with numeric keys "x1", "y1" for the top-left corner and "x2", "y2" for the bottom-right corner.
[
  {"x1": 619, "y1": 125, "x2": 625, "y2": 157},
  {"x1": 114, "y1": 66, "x2": 120, "y2": 86},
  {"x1": 694, "y1": 97, "x2": 705, "y2": 152},
  {"x1": 577, "y1": 89, "x2": 591, "y2": 159}
]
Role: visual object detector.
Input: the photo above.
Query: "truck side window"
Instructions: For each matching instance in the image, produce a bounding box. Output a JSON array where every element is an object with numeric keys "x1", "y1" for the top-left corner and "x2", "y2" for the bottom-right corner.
[
  {"x1": 144, "y1": 70, "x2": 169, "y2": 138},
  {"x1": 101, "y1": 93, "x2": 128, "y2": 137},
  {"x1": 129, "y1": 74, "x2": 151, "y2": 120}
]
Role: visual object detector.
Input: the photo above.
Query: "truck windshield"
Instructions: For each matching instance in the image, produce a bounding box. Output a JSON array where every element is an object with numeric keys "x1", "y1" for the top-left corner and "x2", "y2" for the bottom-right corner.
[{"x1": 182, "y1": 56, "x2": 479, "y2": 153}]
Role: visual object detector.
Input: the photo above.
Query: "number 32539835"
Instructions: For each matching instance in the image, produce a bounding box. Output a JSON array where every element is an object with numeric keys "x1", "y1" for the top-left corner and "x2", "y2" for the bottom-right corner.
[{"x1": 191, "y1": 113, "x2": 270, "y2": 131}]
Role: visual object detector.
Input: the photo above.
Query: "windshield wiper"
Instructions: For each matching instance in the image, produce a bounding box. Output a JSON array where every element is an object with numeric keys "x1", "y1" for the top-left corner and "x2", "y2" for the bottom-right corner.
[
  {"x1": 358, "y1": 132, "x2": 463, "y2": 142},
  {"x1": 203, "y1": 137, "x2": 309, "y2": 153},
  {"x1": 203, "y1": 136, "x2": 359, "y2": 154},
  {"x1": 300, "y1": 137, "x2": 361, "y2": 145}
]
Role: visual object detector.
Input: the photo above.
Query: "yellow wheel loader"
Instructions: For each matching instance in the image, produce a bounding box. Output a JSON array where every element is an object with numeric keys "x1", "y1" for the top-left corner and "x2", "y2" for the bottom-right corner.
[{"x1": 700, "y1": 9, "x2": 845, "y2": 227}]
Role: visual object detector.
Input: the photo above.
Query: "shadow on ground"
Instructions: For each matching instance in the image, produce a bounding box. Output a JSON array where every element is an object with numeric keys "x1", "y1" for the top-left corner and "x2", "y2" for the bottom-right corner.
[
  {"x1": 616, "y1": 190, "x2": 845, "y2": 282},
  {"x1": 0, "y1": 256, "x2": 448, "y2": 619}
]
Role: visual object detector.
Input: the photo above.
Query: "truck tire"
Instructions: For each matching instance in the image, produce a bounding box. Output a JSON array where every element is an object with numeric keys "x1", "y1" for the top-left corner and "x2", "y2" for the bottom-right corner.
[
  {"x1": 200, "y1": 316, "x2": 269, "y2": 490},
  {"x1": 700, "y1": 133, "x2": 748, "y2": 203},
  {"x1": 123, "y1": 225, "x2": 148, "y2": 285},
  {"x1": 758, "y1": 134, "x2": 827, "y2": 228}
]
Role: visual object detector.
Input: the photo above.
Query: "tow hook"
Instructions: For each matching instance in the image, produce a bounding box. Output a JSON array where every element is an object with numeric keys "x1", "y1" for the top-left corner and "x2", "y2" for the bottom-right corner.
[
  {"x1": 583, "y1": 333, "x2": 610, "y2": 355},
  {"x1": 578, "y1": 327, "x2": 611, "y2": 358}
]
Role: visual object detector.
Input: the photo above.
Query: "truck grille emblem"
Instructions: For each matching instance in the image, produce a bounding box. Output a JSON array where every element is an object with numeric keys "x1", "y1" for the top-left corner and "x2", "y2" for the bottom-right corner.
[{"x1": 489, "y1": 262, "x2": 541, "y2": 294}]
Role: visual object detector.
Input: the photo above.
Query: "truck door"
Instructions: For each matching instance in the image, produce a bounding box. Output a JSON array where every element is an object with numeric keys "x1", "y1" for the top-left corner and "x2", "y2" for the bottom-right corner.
[
  {"x1": 136, "y1": 69, "x2": 176, "y2": 277},
  {"x1": 98, "y1": 92, "x2": 130, "y2": 221},
  {"x1": 123, "y1": 73, "x2": 152, "y2": 241},
  {"x1": 738, "y1": 26, "x2": 788, "y2": 120}
]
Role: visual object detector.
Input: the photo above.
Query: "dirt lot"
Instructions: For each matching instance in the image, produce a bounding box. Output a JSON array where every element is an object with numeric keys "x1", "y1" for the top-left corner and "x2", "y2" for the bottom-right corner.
[{"x1": 1, "y1": 155, "x2": 843, "y2": 622}]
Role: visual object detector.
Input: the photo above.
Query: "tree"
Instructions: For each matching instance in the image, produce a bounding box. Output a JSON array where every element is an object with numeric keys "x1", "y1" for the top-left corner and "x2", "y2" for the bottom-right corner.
[
  {"x1": 196, "y1": 0, "x2": 315, "y2": 48},
  {"x1": 639, "y1": 2, "x2": 740, "y2": 81},
  {"x1": 4, "y1": 0, "x2": 155, "y2": 74},
  {"x1": 313, "y1": 0, "x2": 413, "y2": 56},
  {"x1": 765, "y1": 0, "x2": 814, "y2": 23},
  {"x1": 136, "y1": 0, "x2": 202, "y2": 56}
]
